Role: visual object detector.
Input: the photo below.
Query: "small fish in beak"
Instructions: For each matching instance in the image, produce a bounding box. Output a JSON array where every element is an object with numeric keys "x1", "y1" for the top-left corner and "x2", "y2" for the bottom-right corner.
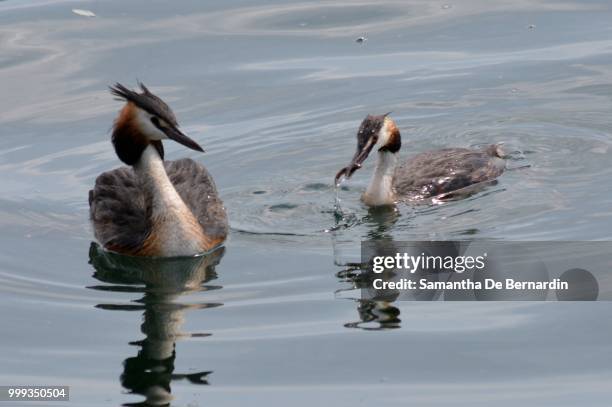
[
  {"x1": 335, "y1": 114, "x2": 388, "y2": 185},
  {"x1": 335, "y1": 136, "x2": 376, "y2": 183}
]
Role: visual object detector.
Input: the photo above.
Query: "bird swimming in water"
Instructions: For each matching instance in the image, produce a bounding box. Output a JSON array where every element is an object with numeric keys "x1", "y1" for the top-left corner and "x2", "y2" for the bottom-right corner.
[
  {"x1": 335, "y1": 114, "x2": 505, "y2": 206},
  {"x1": 89, "y1": 83, "x2": 228, "y2": 257}
]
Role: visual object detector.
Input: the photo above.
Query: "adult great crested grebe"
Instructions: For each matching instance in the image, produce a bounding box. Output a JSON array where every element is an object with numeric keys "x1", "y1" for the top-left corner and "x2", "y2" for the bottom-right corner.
[
  {"x1": 335, "y1": 114, "x2": 506, "y2": 206},
  {"x1": 89, "y1": 83, "x2": 228, "y2": 257}
]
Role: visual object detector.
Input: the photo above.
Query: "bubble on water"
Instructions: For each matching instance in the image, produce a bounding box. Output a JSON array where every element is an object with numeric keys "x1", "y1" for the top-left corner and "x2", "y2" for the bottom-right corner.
[{"x1": 72, "y1": 9, "x2": 96, "y2": 17}]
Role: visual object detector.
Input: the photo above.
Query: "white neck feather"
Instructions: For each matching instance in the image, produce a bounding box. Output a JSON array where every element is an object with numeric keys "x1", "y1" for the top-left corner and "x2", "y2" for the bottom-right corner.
[
  {"x1": 362, "y1": 151, "x2": 398, "y2": 206},
  {"x1": 134, "y1": 146, "x2": 186, "y2": 216},
  {"x1": 134, "y1": 145, "x2": 204, "y2": 256}
]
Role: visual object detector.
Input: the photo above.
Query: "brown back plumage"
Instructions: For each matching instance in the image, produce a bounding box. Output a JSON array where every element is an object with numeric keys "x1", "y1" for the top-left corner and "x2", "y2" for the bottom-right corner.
[
  {"x1": 393, "y1": 146, "x2": 505, "y2": 200},
  {"x1": 89, "y1": 158, "x2": 228, "y2": 255}
]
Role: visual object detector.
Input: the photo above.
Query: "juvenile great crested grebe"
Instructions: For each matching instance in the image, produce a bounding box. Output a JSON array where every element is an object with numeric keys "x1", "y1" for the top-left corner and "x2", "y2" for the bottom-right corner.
[
  {"x1": 335, "y1": 114, "x2": 505, "y2": 206},
  {"x1": 89, "y1": 83, "x2": 228, "y2": 257}
]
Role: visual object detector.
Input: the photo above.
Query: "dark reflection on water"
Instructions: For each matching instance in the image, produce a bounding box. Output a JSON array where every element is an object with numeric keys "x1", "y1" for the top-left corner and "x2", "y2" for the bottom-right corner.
[
  {"x1": 345, "y1": 300, "x2": 401, "y2": 330},
  {"x1": 336, "y1": 251, "x2": 403, "y2": 331},
  {"x1": 338, "y1": 258, "x2": 402, "y2": 330},
  {"x1": 334, "y1": 204, "x2": 402, "y2": 331},
  {"x1": 362, "y1": 206, "x2": 401, "y2": 240},
  {"x1": 88, "y1": 244, "x2": 224, "y2": 406},
  {"x1": 334, "y1": 206, "x2": 478, "y2": 330}
]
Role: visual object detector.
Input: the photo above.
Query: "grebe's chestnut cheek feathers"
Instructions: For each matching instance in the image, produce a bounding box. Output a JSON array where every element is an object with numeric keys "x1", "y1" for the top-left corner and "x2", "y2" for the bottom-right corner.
[{"x1": 377, "y1": 116, "x2": 401, "y2": 153}]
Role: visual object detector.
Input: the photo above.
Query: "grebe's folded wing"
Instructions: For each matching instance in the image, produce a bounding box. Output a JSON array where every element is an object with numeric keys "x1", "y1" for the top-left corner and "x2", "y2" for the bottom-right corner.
[
  {"x1": 393, "y1": 147, "x2": 505, "y2": 198},
  {"x1": 165, "y1": 158, "x2": 229, "y2": 243},
  {"x1": 89, "y1": 167, "x2": 149, "y2": 254}
]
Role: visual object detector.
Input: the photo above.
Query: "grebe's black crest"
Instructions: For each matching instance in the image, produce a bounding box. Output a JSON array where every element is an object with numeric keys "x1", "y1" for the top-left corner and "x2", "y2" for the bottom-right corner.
[
  {"x1": 110, "y1": 82, "x2": 178, "y2": 126},
  {"x1": 109, "y1": 82, "x2": 204, "y2": 165}
]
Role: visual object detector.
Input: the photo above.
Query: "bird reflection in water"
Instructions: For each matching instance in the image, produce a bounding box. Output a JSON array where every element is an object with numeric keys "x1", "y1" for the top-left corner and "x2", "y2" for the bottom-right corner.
[
  {"x1": 88, "y1": 243, "x2": 224, "y2": 406},
  {"x1": 333, "y1": 205, "x2": 403, "y2": 330},
  {"x1": 333, "y1": 205, "x2": 470, "y2": 329},
  {"x1": 337, "y1": 258, "x2": 402, "y2": 331}
]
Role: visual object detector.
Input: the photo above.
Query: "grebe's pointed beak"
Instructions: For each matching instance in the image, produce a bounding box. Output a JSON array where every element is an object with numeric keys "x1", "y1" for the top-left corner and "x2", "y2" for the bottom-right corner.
[
  {"x1": 164, "y1": 126, "x2": 204, "y2": 152},
  {"x1": 335, "y1": 136, "x2": 376, "y2": 183}
]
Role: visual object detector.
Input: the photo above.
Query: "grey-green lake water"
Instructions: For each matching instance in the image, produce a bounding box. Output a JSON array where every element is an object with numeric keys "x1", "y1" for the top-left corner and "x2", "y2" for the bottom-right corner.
[{"x1": 1, "y1": 0, "x2": 612, "y2": 405}]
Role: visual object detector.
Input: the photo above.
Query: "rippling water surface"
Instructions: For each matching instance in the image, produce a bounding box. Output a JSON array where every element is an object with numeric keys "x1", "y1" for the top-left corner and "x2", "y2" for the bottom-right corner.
[{"x1": 1, "y1": 0, "x2": 612, "y2": 405}]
